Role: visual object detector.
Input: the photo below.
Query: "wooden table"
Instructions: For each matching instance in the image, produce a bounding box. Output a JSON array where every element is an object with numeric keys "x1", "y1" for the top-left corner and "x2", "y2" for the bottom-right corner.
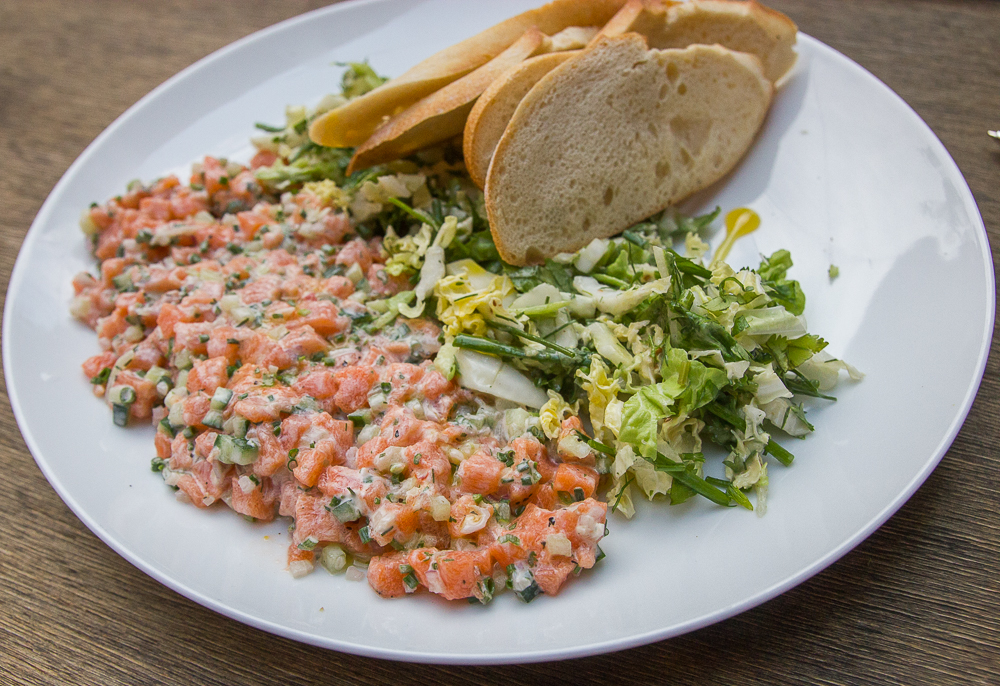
[{"x1": 1, "y1": 1, "x2": 997, "y2": 683}]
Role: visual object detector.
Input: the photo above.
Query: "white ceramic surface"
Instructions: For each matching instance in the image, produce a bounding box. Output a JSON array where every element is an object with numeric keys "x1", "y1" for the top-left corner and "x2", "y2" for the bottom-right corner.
[{"x1": 3, "y1": 0, "x2": 993, "y2": 665}]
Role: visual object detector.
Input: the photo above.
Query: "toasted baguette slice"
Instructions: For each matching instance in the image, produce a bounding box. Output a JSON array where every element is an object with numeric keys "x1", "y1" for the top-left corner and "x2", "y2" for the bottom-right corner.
[
  {"x1": 468, "y1": 0, "x2": 794, "y2": 189},
  {"x1": 485, "y1": 35, "x2": 772, "y2": 265},
  {"x1": 308, "y1": 0, "x2": 629, "y2": 148},
  {"x1": 594, "y1": 0, "x2": 797, "y2": 83},
  {"x1": 347, "y1": 28, "x2": 548, "y2": 174},
  {"x1": 463, "y1": 51, "x2": 578, "y2": 189}
]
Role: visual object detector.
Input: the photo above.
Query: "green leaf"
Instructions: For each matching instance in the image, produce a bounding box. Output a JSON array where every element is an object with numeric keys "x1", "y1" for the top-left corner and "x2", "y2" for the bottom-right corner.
[
  {"x1": 677, "y1": 360, "x2": 729, "y2": 415},
  {"x1": 758, "y1": 250, "x2": 794, "y2": 281},
  {"x1": 786, "y1": 334, "x2": 828, "y2": 368},
  {"x1": 758, "y1": 250, "x2": 806, "y2": 315},
  {"x1": 338, "y1": 60, "x2": 388, "y2": 99},
  {"x1": 504, "y1": 265, "x2": 542, "y2": 292},
  {"x1": 657, "y1": 348, "x2": 728, "y2": 417},
  {"x1": 646, "y1": 206, "x2": 720, "y2": 242},
  {"x1": 669, "y1": 479, "x2": 696, "y2": 505},
  {"x1": 604, "y1": 249, "x2": 633, "y2": 284},
  {"x1": 542, "y1": 260, "x2": 575, "y2": 292},
  {"x1": 619, "y1": 380, "x2": 684, "y2": 458},
  {"x1": 448, "y1": 230, "x2": 500, "y2": 265},
  {"x1": 769, "y1": 280, "x2": 806, "y2": 316},
  {"x1": 675, "y1": 309, "x2": 749, "y2": 362}
]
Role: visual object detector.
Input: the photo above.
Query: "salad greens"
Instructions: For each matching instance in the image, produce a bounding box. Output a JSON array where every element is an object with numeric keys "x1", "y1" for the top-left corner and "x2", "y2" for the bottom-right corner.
[{"x1": 248, "y1": 62, "x2": 862, "y2": 519}]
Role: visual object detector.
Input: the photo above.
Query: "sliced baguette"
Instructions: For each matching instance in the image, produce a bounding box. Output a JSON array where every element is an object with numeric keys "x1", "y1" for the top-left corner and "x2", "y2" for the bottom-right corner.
[
  {"x1": 308, "y1": 0, "x2": 629, "y2": 148},
  {"x1": 485, "y1": 35, "x2": 772, "y2": 265},
  {"x1": 347, "y1": 28, "x2": 548, "y2": 174},
  {"x1": 468, "y1": 0, "x2": 795, "y2": 189},
  {"x1": 463, "y1": 51, "x2": 578, "y2": 189},
  {"x1": 594, "y1": 0, "x2": 797, "y2": 83}
]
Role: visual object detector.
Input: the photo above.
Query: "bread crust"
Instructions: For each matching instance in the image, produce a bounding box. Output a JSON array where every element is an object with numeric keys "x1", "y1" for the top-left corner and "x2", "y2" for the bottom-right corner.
[{"x1": 308, "y1": 0, "x2": 629, "y2": 148}]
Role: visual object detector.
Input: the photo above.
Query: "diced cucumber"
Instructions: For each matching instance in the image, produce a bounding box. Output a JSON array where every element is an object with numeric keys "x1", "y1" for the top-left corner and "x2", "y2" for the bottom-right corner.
[
  {"x1": 167, "y1": 400, "x2": 186, "y2": 429},
  {"x1": 202, "y1": 409, "x2": 224, "y2": 429},
  {"x1": 347, "y1": 409, "x2": 371, "y2": 427},
  {"x1": 514, "y1": 579, "x2": 542, "y2": 603},
  {"x1": 319, "y1": 544, "x2": 347, "y2": 574},
  {"x1": 107, "y1": 385, "x2": 136, "y2": 405},
  {"x1": 173, "y1": 350, "x2": 193, "y2": 371},
  {"x1": 209, "y1": 387, "x2": 233, "y2": 411},
  {"x1": 112, "y1": 404, "x2": 130, "y2": 427},
  {"x1": 222, "y1": 415, "x2": 249, "y2": 439},
  {"x1": 214, "y1": 434, "x2": 259, "y2": 465},
  {"x1": 325, "y1": 496, "x2": 360, "y2": 523},
  {"x1": 157, "y1": 418, "x2": 176, "y2": 438}
]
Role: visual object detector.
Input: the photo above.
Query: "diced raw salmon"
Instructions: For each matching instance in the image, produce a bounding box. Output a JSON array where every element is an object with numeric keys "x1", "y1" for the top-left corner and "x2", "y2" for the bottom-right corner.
[
  {"x1": 332, "y1": 365, "x2": 376, "y2": 413},
  {"x1": 367, "y1": 552, "x2": 409, "y2": 599},
  {"x1": 552, "y1": 463, "x2": 599, "y2": 499},
  {"x1": 231, "y1": 387, "x2": 299, "y2": 422},
  {"x1": 238, "y1": 274, "x2": 282, "y2": 304},
  {"x1": 407, "y1": 548, "x2": 493, "y2": 601},
  {"x1": 323, "y1": 276, "x2": 354, "y2": 299},
  {"x1": 249, "y1": 150, "x2": 277, "y2": 170},
  {"x1": 82, "y1": 351, "x2": 118, "y2": 380},
  {"x1": 207, "y1": 326, "x2": 244, "y2": 364},
  {"x1": 186, "y1": 357, "x2": 229, "y2": 395},
  {"x1": 368, "y1": 502, "x2": 418, "y2": 547},
  {"x1": 293, "y1": 493, "x2": 367, "y2": 553},
  {"x1": 230, "y1": 474, "x2": 277, "y2": 521},
  {"x1": 173, "y1": 322, "x2": 214, "y2": 355},
  {"x1": 287, "y1": 299, "x2": 350, "y2": 336},
  {"x1": 456, "y1": 452, "x2": 504, "y2": 496}
]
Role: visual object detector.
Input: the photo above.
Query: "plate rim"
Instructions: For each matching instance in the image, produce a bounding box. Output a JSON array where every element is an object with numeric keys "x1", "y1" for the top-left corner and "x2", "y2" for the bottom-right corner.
[{"x1": 3, "y1": 1, "x2": 994, "y2": 665}]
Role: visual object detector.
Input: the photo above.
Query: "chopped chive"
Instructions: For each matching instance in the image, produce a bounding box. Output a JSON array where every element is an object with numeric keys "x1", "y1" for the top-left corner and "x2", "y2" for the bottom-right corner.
[
  {"x1": 90, "y1": 368, "x2": 112, "y2": 385},
  {"x1": 610, "y1": 475, "x2": 634, "y2": 514},
  {"x1": 706, "y1": 476, "x2": 754, "y2": 511},
  {"x1": 574, "y1": 431, "x2": 615, "y2": 456},
  {"x1": 386, "y1": 197, "x2": 438, "y2": 228},
  {"x1": 514, "y1": 579, "x2": 542, "y2": 604},
  {"x1": 486, "y1": 319, "x2": 581, "y2": 359},
  {"x1": 654, "y1": 452, "x2": 732, "y2": 507},
  {"x1": 765, "y1": 439, "x2": 794, "y2": 467},
  {"x1": 453, "y1": 334, "x2": 574, "y2": 363}
]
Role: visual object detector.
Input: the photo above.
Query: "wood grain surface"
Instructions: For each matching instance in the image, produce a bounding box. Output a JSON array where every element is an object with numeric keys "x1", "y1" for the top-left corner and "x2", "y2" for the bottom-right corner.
[{"x1": 1, "y1": 1, "x2": 997, "y2": 683}]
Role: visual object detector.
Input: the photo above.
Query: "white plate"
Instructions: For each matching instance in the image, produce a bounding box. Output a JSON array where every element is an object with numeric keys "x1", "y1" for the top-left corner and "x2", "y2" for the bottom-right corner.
[{"x1": 4, "y1": 0, "x2": 993, "y2": 665}]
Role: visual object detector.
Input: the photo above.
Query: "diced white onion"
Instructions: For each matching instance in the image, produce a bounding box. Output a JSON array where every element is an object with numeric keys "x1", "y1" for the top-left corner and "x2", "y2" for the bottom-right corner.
[
  {"x1": 288, "y1": 560, "x2": 314, "y2": 579},
  {"x1": 545, "y1": 533, "x2": 573, "y2": 557},
  {"x1": 429, "y1": 495, "x2": 451, "y2": 522}
]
